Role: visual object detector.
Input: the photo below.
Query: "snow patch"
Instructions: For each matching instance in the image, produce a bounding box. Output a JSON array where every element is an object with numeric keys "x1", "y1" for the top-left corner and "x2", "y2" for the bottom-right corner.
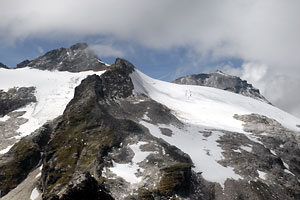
[
  {"x1": 0, "y1": 144, "x2": 13, "y2": 154},
  {"x1": 30, "y1": 187, "x2": 40, "y2": 200},
  {"x1": 140, "y1": 121, "x2": 242, "y2": 187},
  {"x1": 0, "y1": 115, "x2": 10, "y2": 122},
  {"x1": 142, "y1": 112, "x2": 150, "y2": 121},
  {"x1": 97, "y1": 59, "x2": 110, "y2": 66},
  {"x1": 109, "y1": 142, "x2": 151, "y2": 184},
  {"x1": 284, "y1": 169, "x2": 295, "y2": 176},
  {"x1": 257, "y1": 170, "x2": 267, "y2": 180},
  {"x1": 35, "y1": 172, "x2": 41, "y2": 178},
  {"x1": 240, "y1": 145, "x2": 252, "y2": 152},
  {"x1": 232, "y1": 149, "x2": 241, "y2": 153},
  {"x1": 270, "y1": 149, "x2": 276, "y2": 155}
]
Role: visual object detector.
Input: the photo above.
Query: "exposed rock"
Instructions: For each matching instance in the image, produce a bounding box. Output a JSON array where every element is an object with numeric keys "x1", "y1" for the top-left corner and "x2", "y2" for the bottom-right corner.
[
  {"x1": 172, "y1": 70, "x2": 270, "y2": 104},
  {"x1": 0, "y1": 111, "x2": 28, "y2": 152},
  {"x1": 157, "y1": 162, "x2": 192, "y2": 198},
  {"x1": 220, "y1": 113, "x2": 300, "y2": 199},
  {"x1": 16, "y1": 43, "x2": 107, "y2": 72},
  {"x1": 0, "y1": 87, "x2": 36, "y2": 117},
  {"x1": 0, "y1": 124, "x2": 52, "y2": 197},
  {"x1": 1, "y1": 167, "x2": 42, "y2": 200},
  {"x1": 16, "y1": 60, "x2": 30, "y2": 68},
  {"x1": 52, "y1": 172, "x2": 114, "y2": 200},
  {"x1": 0, "y1": 62, "x2": 8, "y2": 69}
]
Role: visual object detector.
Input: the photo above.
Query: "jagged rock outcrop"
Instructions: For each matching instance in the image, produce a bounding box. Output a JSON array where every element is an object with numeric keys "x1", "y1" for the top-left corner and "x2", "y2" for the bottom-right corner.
[
  {"x1": 16, "y1": 43, "x2": 107, "y2": 72},
  {"x1": 173, "y1": 70, "x2": 270, "y2": 103},
  {"x1": 0, "y1": 87, "x2": 36, "y2": 117},
  {"x1": 50, "y1": 172, "x2": 114, "y2": 200},
  {"x1": 0, "y1": 124, "x2": 52, "y2": 197}
]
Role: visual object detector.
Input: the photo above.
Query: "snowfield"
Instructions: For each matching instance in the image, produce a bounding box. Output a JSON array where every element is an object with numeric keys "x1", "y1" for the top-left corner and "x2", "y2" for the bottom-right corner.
[
  {"x1": 131, "y1": 69, "x2": 300, "y2": 186},
  {"x1": 131, "y1": 70, "x2": 300, "y2": 133},
  {"x1": 0, "y1": 67, "x2": 105, "y2": 140}
]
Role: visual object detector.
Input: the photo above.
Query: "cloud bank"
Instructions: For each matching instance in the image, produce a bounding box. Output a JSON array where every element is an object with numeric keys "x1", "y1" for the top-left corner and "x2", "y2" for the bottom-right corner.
[{"x1": 0, "y1": 0, "x2": 300, "y2": 117}]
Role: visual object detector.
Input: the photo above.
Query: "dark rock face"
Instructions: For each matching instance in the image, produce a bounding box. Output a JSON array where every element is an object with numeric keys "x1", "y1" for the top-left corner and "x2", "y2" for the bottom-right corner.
[
  {"x1": 158, "y1": 163, "x2": 192, "y2": 197},
  {"x1": 173, "y1": 70, "x2": 270, "y2": 104},
  {"x1": 50, "y1": 172, "x2": 114, "y2": 200},
  {"x1": 0, "y1": 62, "x2": 8, "y2": 69},
  {"x1": 16, "y1": 43, "x2": 107, "y2": 72},
  {"x1": 0, "y1": 124, "x2": 52, "y2": 197},
  {"x1": 0, "y1": 87, "x2": 36, "y2": 117}
]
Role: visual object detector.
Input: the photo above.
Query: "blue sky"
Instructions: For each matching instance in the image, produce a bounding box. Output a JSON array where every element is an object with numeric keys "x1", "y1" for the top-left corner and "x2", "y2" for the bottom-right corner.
[
  {"x1": 0, "y1": 0, "x2": 300, "y2": 117},
  {"x1": 0, "y1": 37, "x2": 243, "y2": 82}
]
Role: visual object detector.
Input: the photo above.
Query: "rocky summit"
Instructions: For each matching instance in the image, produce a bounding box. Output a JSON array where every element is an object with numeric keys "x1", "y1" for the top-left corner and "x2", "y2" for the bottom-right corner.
[
  {"x1": 0, "y1": 43, "x2": 300, "y2": 200},
  {"x1": 172, "y1": 70, "x2": 270, "y2": 104},
  {"x1": 16, "y1": 43, "x2": 107, "y2": 72}
]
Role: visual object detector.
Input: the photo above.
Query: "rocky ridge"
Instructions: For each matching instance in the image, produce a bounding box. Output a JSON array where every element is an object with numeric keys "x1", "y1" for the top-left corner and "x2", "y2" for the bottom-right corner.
[
  {"x1": 0, "y1": 87, "x2": 36, "y2": 117},
  {"x1": 172, "y1": 70, "x2": 270, "y2": 104},
  {"x1": 16, "y1": 43, "x2": 107, "y2": 72}
]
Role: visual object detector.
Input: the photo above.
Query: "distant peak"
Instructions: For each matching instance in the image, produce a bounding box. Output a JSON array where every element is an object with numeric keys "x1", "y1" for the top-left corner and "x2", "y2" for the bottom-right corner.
[
  {"x1": 0, "y1": 62, "x2": 8, "y2": 69},
  {"x1": 70, "y1": 42, "x2": 88, "y2": 51},
  {"x1": 15, "y1": 42, "x2": 107, "y2": 72},
  {"x1": 213, "y1": 70, "x2": 231, "y2": 77},
  {"x1": 215, "y1": 70, "x2": 225, "y2": 74},
  {"x1": 172, "y1": 71, "x2": 271, "y2": 104}
]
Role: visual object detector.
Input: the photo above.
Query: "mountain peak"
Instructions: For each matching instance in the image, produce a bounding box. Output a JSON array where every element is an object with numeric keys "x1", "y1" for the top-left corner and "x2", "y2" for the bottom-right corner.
[
  {"x1": 69, "y1": 42, "x2": 88, "y2": 51},
  {"x1": 172, "y1": 70, "x2": 271, "y2": 104},
  {"x1": 16, "y1": 43, "x2": 107, "y2": 72}
]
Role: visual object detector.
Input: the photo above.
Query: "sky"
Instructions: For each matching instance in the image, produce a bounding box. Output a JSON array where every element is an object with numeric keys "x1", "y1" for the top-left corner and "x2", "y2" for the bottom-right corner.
[{"x1": 0, "y1": 0, "x2": 300, "y2": 118}]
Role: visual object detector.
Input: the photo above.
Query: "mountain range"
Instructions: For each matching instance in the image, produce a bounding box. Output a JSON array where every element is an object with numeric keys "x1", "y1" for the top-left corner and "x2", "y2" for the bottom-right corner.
[{"x1": 0, "y1": 43, "x2": 300, "y2": 200}]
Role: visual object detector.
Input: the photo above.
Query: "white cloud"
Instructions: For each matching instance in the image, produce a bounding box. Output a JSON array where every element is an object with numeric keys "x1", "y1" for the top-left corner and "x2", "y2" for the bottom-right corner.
[
  {"x1": 89, "y1": 44, "x2": 124, "y2": 58},
  {"x1": 0, "y1": 0, "x2": 300, "y2": 117},
  {"x1": 222, "y1": 62, "x2": 300, "y2": 118}
]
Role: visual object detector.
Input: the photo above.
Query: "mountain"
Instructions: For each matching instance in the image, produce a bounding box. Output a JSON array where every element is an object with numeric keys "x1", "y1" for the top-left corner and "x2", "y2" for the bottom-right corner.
[
  {"x1": 16, "y1": 43, "x2": 108, "y2": 72},
  {"x1": 0, "y1": 62, "x2": 8, "y2": 69},
  {"x1": 172, "y1": 70, "x2": 271, "y2": 104},
  {"x1": 0, "y1": 44, "x2": 300, "y2": 200}
]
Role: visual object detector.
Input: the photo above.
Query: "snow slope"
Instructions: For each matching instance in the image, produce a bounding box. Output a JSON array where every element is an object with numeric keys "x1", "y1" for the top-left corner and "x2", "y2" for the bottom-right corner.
[
  {"x1": 131, "y1": 70, "x2": 300, "y2": 133},
  {"x1": 131, "y1": 69, "x2": 300, "y2": 186},
  {"x1": 0, "y1": 67, "x2": 105, "y2": 139}
]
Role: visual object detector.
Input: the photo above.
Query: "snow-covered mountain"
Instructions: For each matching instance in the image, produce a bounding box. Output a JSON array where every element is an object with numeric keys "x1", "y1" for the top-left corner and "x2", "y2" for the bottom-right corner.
[
  {"x1": 0, "y1": 44, "x2": 300, "y2": 200},
  {"x1": 16, "y1": 43, "x2": 108, "y2": 72},
  {"x1": 173, "y1": 70, "x2": 270, "y2": 104}
]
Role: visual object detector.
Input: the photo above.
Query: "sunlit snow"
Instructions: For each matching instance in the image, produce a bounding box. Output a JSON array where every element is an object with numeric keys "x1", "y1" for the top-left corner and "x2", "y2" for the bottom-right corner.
[
  {"x1": 0, "y1": 144, "x2": 13, "y2": 154},
  {"x1": 0, "y1": 67, "x2": 105, "y2": 138},
  {"x1": 131, "y1": 69, "x2": 300, "y2": 187},
  {"x1": 257, "y1": 170, "x2": 267, "y2": 180},
  {"x1": 109, "y1": 142, "x2": 151, "y2": 184},
  {"x1": 140, "y1": 121, "x2": 241, "y2": 187},
  {"x1": 131, "y1": 70, "x2": 300, "y2": 132},
  {"x1": 30, "y1": 187, "x2": 40, "y2": 200}
]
